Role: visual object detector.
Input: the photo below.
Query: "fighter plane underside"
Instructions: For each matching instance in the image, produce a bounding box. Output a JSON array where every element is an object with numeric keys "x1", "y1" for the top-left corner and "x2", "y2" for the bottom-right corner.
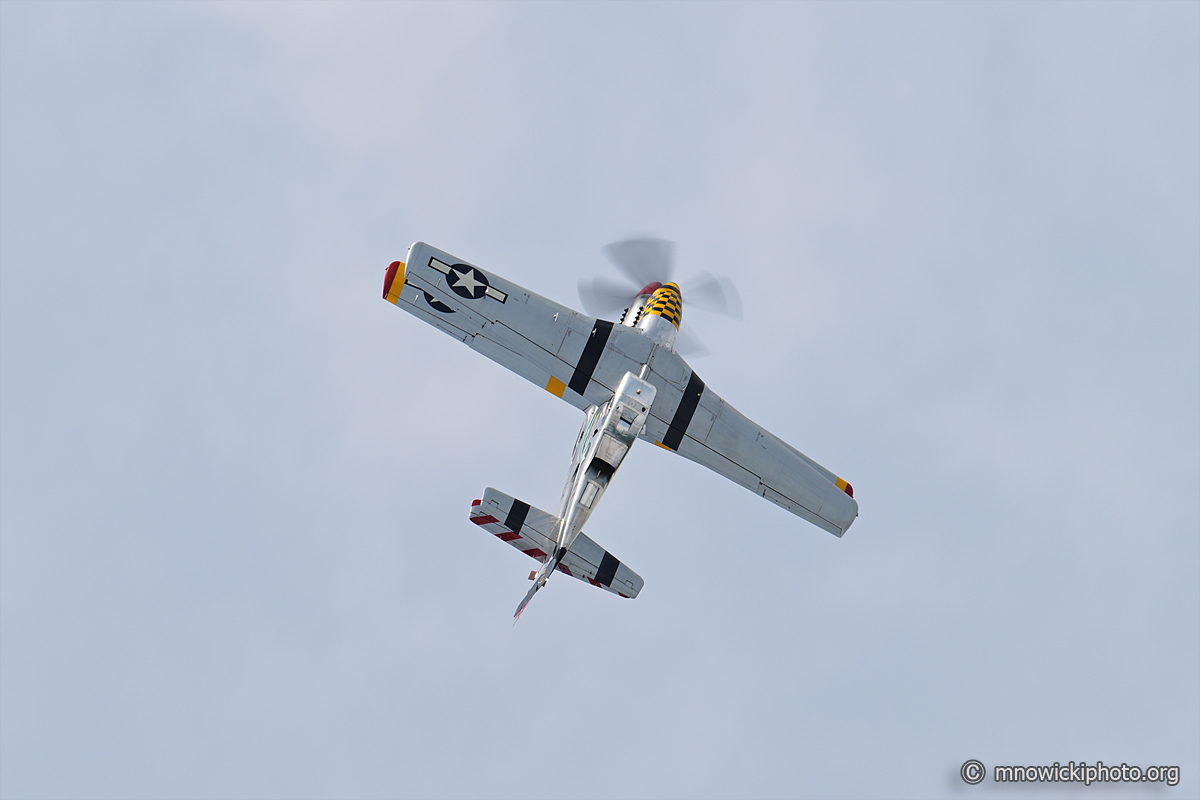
[{"x1": 382, "y1": 241, "x2": 858, "y2": 619}]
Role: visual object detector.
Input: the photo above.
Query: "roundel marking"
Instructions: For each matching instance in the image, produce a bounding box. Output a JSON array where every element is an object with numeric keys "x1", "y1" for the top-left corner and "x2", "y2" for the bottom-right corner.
[
  {"x1": 423, "y1": 291, "x2": 455, "y2": 314},
  {"x1": 447, "y1": 265, "x2": 489, "y2": 300}
]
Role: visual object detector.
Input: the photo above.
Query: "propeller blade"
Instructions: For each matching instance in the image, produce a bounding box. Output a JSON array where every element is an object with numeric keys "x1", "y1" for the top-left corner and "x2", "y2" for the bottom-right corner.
[
  {"x1": 673, "y1": 326, "x2": 710, "y2": 358},
  {"x1": 578, "y1": 277, "x2": 636, "y2": 317},
  {"x1": 603, "y1": 238, "x2": 675, "y2": 287},
  {"x1": 682, "y1": 272, "x2": 743, "y2": 319}
]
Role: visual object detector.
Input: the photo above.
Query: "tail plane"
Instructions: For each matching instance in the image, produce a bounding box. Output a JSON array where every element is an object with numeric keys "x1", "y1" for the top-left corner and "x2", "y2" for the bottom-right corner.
[{"x1": 470, "y1": 489, "x2": 643, "y2": 621}]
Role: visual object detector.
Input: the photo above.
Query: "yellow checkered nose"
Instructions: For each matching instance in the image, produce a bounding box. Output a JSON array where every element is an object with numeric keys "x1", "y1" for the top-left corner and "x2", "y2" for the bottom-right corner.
[{"x1": 642, "y1": 282, "x2": 683, "y2": 328}]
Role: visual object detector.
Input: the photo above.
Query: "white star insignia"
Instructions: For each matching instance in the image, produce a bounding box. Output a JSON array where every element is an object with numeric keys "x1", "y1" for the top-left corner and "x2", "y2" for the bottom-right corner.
[{"x1": 450, "y1": 267, "x2": 484, "y2": 295}]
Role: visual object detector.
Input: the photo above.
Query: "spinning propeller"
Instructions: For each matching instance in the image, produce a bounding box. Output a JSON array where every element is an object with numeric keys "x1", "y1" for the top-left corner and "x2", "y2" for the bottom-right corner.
[{"x1": 577, "y1": 238, "x2": 742, "y2": 355}]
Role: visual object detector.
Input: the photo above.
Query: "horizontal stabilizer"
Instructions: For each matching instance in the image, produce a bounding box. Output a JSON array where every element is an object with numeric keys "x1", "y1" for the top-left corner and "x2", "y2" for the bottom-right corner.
[{"x1": 470, "y1": 488, "x2": 643, "y2": 599}]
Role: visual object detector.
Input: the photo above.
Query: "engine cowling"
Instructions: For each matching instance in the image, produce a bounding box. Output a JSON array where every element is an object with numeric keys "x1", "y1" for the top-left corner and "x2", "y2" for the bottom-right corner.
[{"x1": 636, "y1": 282, "x2": 682, "y2": 350}]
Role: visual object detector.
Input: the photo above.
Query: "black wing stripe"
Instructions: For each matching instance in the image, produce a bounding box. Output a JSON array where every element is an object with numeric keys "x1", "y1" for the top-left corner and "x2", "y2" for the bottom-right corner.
[
  {"x1": 505, "y1": 498, "x2": 530, "y2": 534},
  {"x1": 568, "y1": 320, "x2": 614, "y2": 396},
  {"x1": 661, "y1": 370, "x2": 705, "y2": 451},
  {"x1": 595, "y1": 551, "x2": 620, "y2": 587}
]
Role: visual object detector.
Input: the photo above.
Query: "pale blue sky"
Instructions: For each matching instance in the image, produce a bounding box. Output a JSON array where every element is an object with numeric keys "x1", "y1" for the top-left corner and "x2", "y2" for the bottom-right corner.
[{"x1": 2, "y1": 2, "x2": 1197, "y2": 798}]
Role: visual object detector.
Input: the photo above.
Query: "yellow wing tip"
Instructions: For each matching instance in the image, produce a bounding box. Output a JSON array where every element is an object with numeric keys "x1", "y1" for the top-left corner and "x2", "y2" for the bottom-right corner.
[{"x1": 383, "y1": 260, "x2": 406, "y2": 304}]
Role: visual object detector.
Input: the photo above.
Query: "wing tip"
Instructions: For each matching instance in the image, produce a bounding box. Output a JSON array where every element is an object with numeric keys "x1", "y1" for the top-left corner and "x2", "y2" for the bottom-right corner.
[{"x1": 383, "y1": 260, "x2": 406, "y2": 303}]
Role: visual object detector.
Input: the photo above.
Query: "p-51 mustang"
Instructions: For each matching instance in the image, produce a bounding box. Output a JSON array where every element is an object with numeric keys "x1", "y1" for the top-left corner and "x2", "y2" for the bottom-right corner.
[{"x1": 382, "y1": 240, "x2": 858, "y2": 619}]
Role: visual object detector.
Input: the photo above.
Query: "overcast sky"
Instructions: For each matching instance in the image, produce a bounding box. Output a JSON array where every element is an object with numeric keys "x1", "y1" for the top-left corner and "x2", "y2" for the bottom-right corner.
[{"x1": 2, "y1": 2, "x2": 1197, "y2": 799}]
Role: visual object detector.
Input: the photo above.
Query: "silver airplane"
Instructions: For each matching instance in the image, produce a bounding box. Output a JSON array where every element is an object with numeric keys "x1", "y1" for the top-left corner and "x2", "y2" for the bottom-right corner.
[{"x1": 382, "y1": 241, "x2": 858, "y2": 619}]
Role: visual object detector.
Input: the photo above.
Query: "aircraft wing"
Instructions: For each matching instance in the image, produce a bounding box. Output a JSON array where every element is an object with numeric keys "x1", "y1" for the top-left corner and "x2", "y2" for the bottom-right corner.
[
  {"x1": 384, "y1": 242, "x2": 623, "y2": 412},
  {"x1": 625, "y1": 339, "x2": 859, "y2": 536},
  {"x1": 470, "y1": 488, "x2": 643, "y2": 599},
  {"x1": 384, "y1": 243, "x2": 857, "y2": 536}
]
